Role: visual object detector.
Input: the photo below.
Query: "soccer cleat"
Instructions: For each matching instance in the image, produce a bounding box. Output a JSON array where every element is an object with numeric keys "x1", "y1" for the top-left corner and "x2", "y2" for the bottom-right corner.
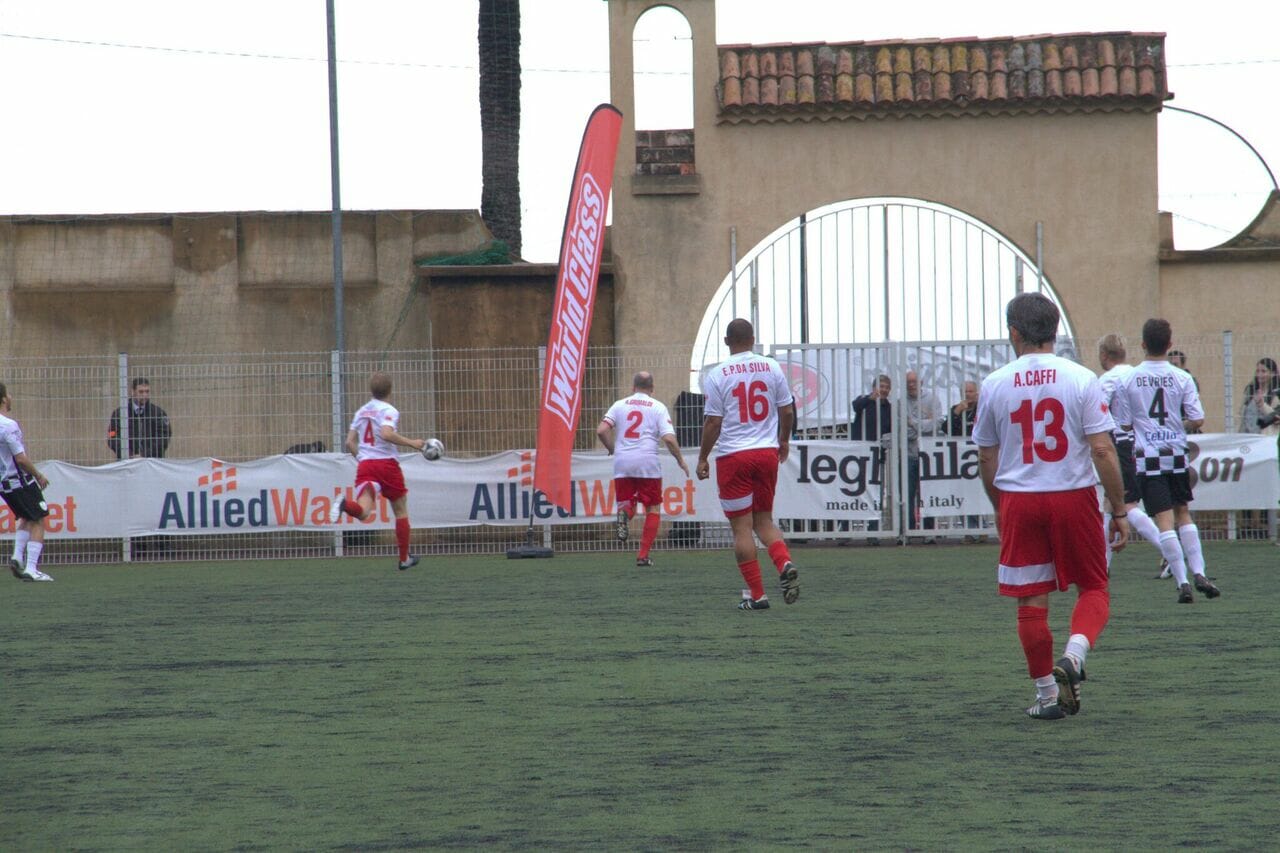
[
  {"x1": 328, "y1": 499, "x2": 345, "y2": 524},
  {"x1": 779, "y1": 561, "x2": 799, "y2": 604},
  {"x1": 1193, "y1": 574, "x2": 1221, "y2": 599},
  {"x1": 9, "y1": 558, "x2": 23, "y2": 580},
  {"x1": 737, "y1": 596, "x2": 770, "y2": 610},
  {"x1": 1025, "y1": 699, "x2": 1066, "y2": 720},
  {"x1": 1053, "y1": 656, "x2": 1083, "y2": 715},
  {"x1": 635, "y1": 556, "x2": 653, "y2": 567},
  {"x1": 397, "y1": 555, "x2": 420, "y2": 571},
  {"x1": 1177, "y1": 583, "x2": 1194, "y2": 604},
  {"x1": 615, "y1": 507, "x2": 629, "y2": 542},
  {"x1": 1154, "y1": 558, "x2": 1171, "y2": 580},
  {"x1": 21, "y1": 568, "x2": 54, "y2": 582}
]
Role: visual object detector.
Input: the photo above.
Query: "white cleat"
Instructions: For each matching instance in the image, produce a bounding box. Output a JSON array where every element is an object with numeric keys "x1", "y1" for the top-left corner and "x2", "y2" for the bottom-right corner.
[
  {"x1": 22, "y1": 568, "x2": 54, "y2": 582},
  {"x1": 329, "y1": 499, "x2": 345, "y2": 524}
]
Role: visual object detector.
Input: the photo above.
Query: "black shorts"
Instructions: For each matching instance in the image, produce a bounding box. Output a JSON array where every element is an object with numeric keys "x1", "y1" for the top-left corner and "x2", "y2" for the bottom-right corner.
[
  {"x1": 1139, "y1": 471, "x2": 1193, "y2": 516},
  {"x1": 1, "y1": 478, "x2": 50, "y2": 523},
  {"x1": 1115, "y1": 438, "x2": 1141, "y2": 505}
]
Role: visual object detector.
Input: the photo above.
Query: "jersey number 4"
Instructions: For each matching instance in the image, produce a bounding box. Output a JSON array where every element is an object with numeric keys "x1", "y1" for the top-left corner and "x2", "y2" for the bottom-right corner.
[
  {"x1": 1147, "y1": 387, "x2": 1168, "y2": 425},
  {"x1": 1010, "y1": 398, "x2": 1068, "y2": 463},
  {"x1": 731, "y1": 380, "x2": 770, "y2": 423},
  {"x1": 363, "y1": 421, "x2": 376, "y2": 445}
]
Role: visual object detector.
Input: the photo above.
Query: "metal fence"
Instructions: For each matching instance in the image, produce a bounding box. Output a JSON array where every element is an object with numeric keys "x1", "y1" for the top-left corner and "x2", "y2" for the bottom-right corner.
[{"x1": 4, "y1": 334, "x2": 1275, "y2": 566}]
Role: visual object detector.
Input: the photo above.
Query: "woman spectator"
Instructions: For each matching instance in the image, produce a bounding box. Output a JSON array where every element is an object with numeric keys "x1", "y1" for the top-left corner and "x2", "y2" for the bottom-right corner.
[{"x1": 1239, "y1": 357, "x2": 1280, "y2": 436}]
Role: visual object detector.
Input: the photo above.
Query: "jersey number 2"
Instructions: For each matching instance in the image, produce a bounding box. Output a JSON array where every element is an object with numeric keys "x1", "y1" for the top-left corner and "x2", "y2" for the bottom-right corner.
[
  {"x1": 1010, "y1": 398, "x2": 1068, "y2": 463},
  {"x1": 624, "y1": 410, "x2": 644, "y2": 439},
  {"x1": 731, "y1": 381, "x2": 770, "y2": 423}
]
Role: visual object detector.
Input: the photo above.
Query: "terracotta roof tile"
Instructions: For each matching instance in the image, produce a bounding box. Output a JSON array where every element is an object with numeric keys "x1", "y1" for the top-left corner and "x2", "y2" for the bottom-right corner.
[{"x1": 718, "y1": 32, "x2": 1170, "y2": 121}]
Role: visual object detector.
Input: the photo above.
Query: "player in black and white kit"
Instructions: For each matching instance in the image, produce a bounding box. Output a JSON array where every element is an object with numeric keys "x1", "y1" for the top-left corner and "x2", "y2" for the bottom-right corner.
[
  {"x1": 1, "y1": 383, "x2": 54, "y2": 581},
  {"x1": 1111, "y1": 319, "x2": 1220, "y2": 604},
  {"x1": 1096, "y1": 334, "x2": 1164, "y2": 571}
]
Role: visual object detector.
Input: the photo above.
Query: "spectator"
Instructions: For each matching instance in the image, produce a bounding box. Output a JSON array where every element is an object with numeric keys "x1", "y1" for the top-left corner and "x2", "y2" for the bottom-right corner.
[
  {"x1": 946, "y1": 380, "x2": 981, "y2": 539},
  {"x1": 107, "y1": 378, "x2": 172, "y2": 459},
  {"x1": 850, "y1": 374, "x2": 892, "y2": 536},
  {"x1": 904, "y1": 369, "x2": 941, "y2": 540},
  {"x1": 1239, "y1": 357, "x2": 1280, "y2": 436}
]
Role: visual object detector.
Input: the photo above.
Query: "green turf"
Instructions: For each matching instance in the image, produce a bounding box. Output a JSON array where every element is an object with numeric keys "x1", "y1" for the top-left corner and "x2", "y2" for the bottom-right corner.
[{"x1": 3, "y1": 542, "x2": 1278, "y2": 849}]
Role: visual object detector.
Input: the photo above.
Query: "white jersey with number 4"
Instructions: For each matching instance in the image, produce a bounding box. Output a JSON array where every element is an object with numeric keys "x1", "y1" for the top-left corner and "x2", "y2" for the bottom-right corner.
[
  {"x1": 1110, "y1": 360, "x2": 1202, "y2": 474},
  {"x1": 972, "y1": 353, "x2": 1113, "y2": 493},
  {"x1": 350, "y1": 399, "x2": 401, "y2": 461},
  {"x1": 603, "y1": 392, "x2": 675, "y2": 478},
  {"x1": 701, "y1": 352, "x2": 795, "y2": 457}
]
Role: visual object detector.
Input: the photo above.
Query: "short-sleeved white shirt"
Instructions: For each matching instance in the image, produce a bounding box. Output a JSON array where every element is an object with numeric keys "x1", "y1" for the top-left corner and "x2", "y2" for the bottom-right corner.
[
  {"x1": 972, "y1": 352, "x2": 1113, "y2": 493},
  {"x1": 349, "y1": 399, "x2": 401, "y2": 461},
  {"x1": 0, "y1": 413, "x2": 26, "y2": 481},
  {"x1": 701, "y1": 352, "x2": 795, "y2": 457},
  {"x1": 1110, "y1": 360, "x2": 1203, "y2": 472},
  {"x1": 602, "y1": 392, "x2": 675, "y2": 479},
  {"x1": 1099, "y1": 363, "x2": 1136, "y2": 442}
]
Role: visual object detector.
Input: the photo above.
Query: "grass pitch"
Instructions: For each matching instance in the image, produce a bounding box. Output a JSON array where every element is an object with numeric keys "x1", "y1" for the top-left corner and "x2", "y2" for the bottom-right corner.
[{"x1": 3, "y1": 541, "x2": 1278, "y2": 849}]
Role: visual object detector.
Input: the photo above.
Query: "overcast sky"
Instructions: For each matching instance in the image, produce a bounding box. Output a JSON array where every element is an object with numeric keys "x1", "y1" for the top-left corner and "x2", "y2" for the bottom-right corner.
[{"x1": 1, "y1": 0, "x2": 1276, "y2": 262}]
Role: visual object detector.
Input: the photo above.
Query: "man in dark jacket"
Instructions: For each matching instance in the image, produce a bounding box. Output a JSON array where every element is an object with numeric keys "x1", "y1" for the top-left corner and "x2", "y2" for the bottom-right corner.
[
  {"x1": 850, "y1": 374, "x2": 891, "y2": 441},
  {"x1": 108, "y1": 378, "x2": 172, "y2": 459}
]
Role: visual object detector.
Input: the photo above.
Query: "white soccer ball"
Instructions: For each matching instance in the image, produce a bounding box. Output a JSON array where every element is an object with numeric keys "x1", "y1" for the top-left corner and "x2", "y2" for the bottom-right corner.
[{"x1": 422, "y1": 437, "x2": 444, "y2": 461}]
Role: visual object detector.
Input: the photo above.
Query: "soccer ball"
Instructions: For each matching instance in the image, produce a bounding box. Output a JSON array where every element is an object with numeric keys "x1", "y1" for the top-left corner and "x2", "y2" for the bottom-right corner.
[{"x1": 422, "y1": 438, "x2": 444, "y2": 461}]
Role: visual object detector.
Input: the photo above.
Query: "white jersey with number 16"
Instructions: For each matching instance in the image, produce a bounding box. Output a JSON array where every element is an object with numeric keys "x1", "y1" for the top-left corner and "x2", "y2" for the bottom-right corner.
[
  {"x1": 701, "y1": 352, "x2": 795, "y2": 457},
  {"x1": 350, "y1": 399, "x2": 401, "y2": 461},
  {"x1": 972, "y1": 353, "x2": 1113, "y2": 493}
]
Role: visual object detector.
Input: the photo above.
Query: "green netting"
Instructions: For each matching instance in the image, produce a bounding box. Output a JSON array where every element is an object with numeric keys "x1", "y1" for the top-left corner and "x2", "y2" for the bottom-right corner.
[{"x1": 416, "y1": 240, "x2": 512, "y2": 266}]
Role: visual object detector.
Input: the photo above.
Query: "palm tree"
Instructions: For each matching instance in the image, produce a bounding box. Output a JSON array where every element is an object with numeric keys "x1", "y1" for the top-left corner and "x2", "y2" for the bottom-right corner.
[{"x1": 478, "y1": 0, "x2": 521, "y2": 259}]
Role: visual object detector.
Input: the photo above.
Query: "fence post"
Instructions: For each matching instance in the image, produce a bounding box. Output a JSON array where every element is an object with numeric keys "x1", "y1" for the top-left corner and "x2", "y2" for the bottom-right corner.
[
  {"x1": 331, "y1": 350, "x2": 344, "y2": 558},
  {"x1": 1222, "y1": 330, "x2": 1233, "y2": 430},
  {"x1": 118, "y1": 352, "x2": 132, "y2": 563}
]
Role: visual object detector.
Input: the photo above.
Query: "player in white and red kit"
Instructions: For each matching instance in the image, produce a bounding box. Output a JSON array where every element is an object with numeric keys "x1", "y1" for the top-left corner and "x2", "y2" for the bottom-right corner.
[
  {"x1": 696, "y1": 319, "x2": 799, "y2": 610},
  {"x1": 1109, "y1": 318, "x2": 1219, "y2": 604},
  {"x1": 328, "y1": 372, "x2": 427, "y2": 570},
  {"x1": 596, "y1": 372, "x2": 691, "y2": 566},
  {"x1": 972, "y1": 294, "x2": 1128, "y2": 720}
]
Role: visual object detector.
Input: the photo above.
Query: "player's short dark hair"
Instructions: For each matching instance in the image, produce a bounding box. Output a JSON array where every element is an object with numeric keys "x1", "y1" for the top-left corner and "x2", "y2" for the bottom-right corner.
[
  {"x1": 724, "y1": 318, "x2": 754, "y2": 346},
  {"x1": 633, "y1": 371, "x2": 654, "y2": 392},
  {"x1": 131, "y1": 377, "x2": 151, "y2": 390},
  {"x1": 0, "y1": 382, "x2": 7, "y2": 401},
  {"x1": 1142, "y1": 319, "x2": 1173, "y2": 356},
  {"x1": 1006, "y1": 293, "x2": 1059, "y2": 346},
  {"x1": 369, "y1": 372, "x2": 393, "y2": 400}
]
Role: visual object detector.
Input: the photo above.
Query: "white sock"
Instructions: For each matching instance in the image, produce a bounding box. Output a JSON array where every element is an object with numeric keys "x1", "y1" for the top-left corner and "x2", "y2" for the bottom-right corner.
[
  {"x1": 1178, "y1": 524, "x2": 1206, "y2": 578},
  {"x1": 26, "y1": 541, "x2": 44, "y2": 573},
  {"x1": 1127, "y1": 506, "x2": 1161, "y2": 546},
  {"x1": 12, "y1": 529, "x2": 29, "y2": 563},
  {"x1": 1034, "y1": 674, "x2": 1058, "y2": 704},
  {"x1": 1064, "y1": 634, "x2": 1091, "y2": 670},
  {"x1": 1158, "y1": 531, "x2": 1188, "y2": 585}
]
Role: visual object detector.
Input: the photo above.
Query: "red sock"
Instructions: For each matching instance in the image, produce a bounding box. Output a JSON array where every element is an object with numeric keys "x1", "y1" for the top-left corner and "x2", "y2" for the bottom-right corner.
[
  {"x1": 1016, "y1": 605, "x2": 1054, "y2": 679},
  {"x1": 395, "y1": 517, "x2": 411, "y2": 563},
  {"x1": 638, "y1": 512, "x2": 660, "y2": 559},
  {"x1": 767, "y1": 540, "x2": 792, "y2": 573},
  {"x1": 1070, "y1": 588, "x2": 1110, "y2": 646},
  {"x1": 342, "y1": 499, "x2": 365, "y2": 520},
  {"x1": 738, "y1": 559, "x2": 765, "y2": 600}
]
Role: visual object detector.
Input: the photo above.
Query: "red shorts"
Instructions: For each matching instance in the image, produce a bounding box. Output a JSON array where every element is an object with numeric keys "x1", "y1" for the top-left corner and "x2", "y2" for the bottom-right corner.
[
  {"x1": 997, "y1": 487, "x2": 1107, "y2": 598},
  {"x1": 355, "y1": 458, "x2": 407, "y2": 502},
  {"x1": 715, "y1": 447, "x2": 779, "y2": 518},
  {"x1": 615, "y1": 477, "x2": 663, "y2": 510}
]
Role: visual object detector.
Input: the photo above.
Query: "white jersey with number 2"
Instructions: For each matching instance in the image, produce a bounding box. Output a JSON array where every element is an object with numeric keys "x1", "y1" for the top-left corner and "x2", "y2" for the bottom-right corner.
[
  {"x1": 972, "y1": 352, "x2": 1113, "y2": 493},
  {"x1": 350, "y1": 399, "x2": 401, "y2": 461},
  {"x1": 603, "y1": 392, "x2": 675, "y2": 478},
  {"x1": 701, "y1": 352, "x2": 795, "y2": 457}
]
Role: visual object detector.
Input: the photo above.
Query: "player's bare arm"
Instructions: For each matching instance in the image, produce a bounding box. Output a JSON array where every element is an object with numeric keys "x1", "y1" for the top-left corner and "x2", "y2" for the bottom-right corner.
[
  {"x1": 977, "y1": 445, "x2": 1002, "y2": 534},
  {"x1": 378, "y1": 424, "x2": 426, "y2": 452},
  {"x1": 343, "y1": 428, "x2": 360, "y2": 456},
  {"x1": 777, "y1": 402, "x2": 796, "y2": 464},
  {"x1": 661, "y1": 433, "x2": 690, "y2": 476},
  {"x1": 696, "y1": 416, "x2": 722, "y2": 480},
  {"x1": 1086, "y1": 431, "x2": 1130, "y2": 550},
  {"x1": 13, "y1": 450, "x2": 48, "y2": 489},
  {"x1": 596, "y1": 419, "x2": 616, "y2": 454},
  {"x1": 1183, "y1": 416, "x2": 1204, "y2": 433}
]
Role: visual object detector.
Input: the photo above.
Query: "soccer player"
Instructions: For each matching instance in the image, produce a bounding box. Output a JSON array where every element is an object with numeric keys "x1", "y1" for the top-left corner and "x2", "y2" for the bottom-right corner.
[
  {"x1": 695, "y1": 318, "x2": 799, "y2": 610},
  {"x1": 1, "y1": 383, "x2": 54, "y2": 581},
  {"x1": 1097, "y1": 334, "x2": 1165, "y2": 569},
  {"x1": 596, "y1": 371, "x2": 690, "y2": 567},
  {"x1": 1110, "y1": 319, "x2": 1219, "y2": 604},
  {"x1": 328, "y1": 372, "x2": 427, "y2": 571},
  {"x1": 972, "y1": 294, "x2": 1129, "y2": 720}
]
